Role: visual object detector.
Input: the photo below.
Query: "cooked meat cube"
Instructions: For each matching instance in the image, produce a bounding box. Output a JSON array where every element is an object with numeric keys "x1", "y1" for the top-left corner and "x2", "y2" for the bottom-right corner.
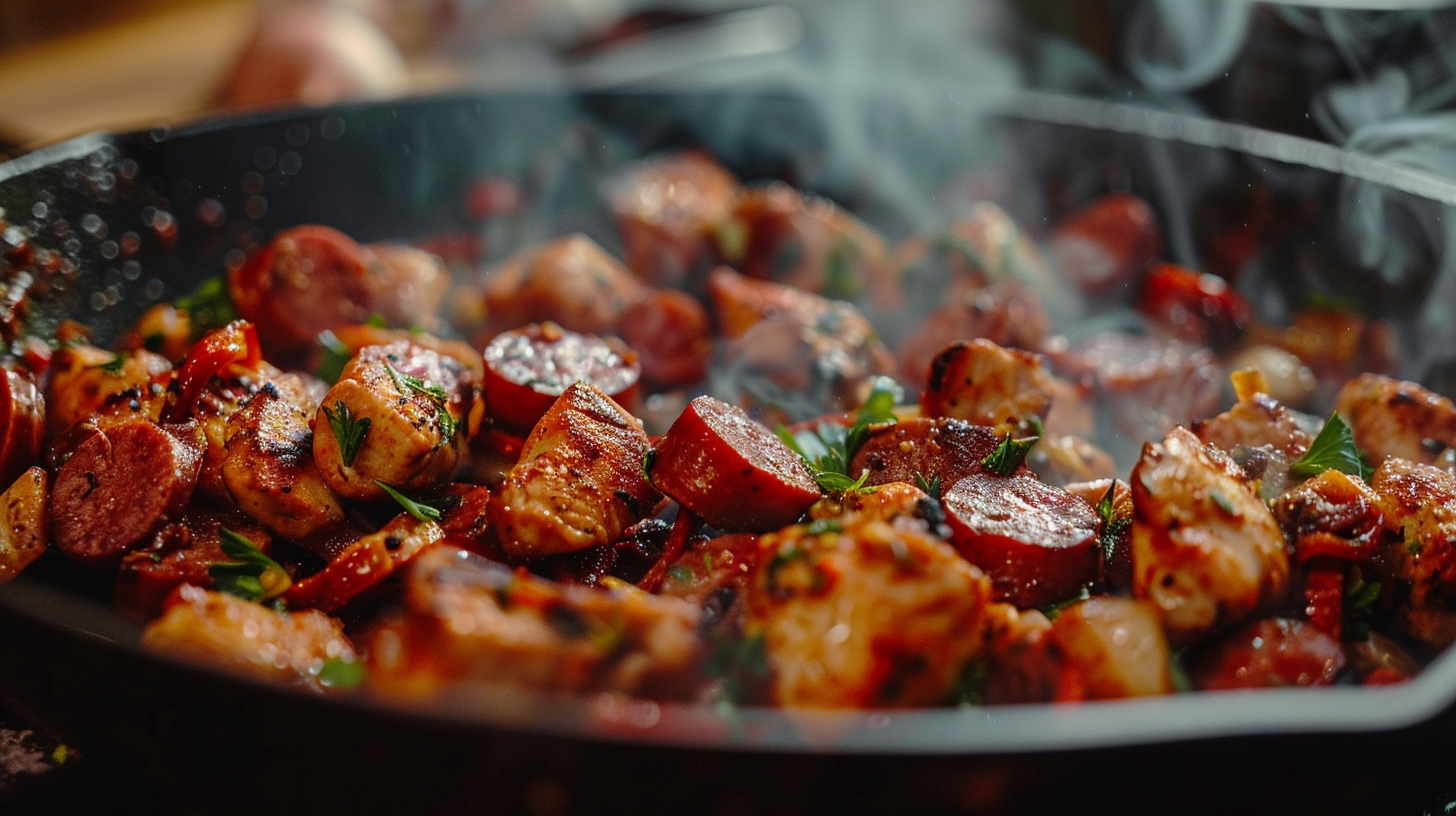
[
  {"x1": 46, "y1": 344, "x2": 170, "y2": 436},
  {"x1": 920, "y1": 339, "x2": 1054, "y2": 437},
  {"x1": 362, "y1": 243, "x2": 451, "y2": 334},
  {"x1": 608, "y1": 150, "x2": 740, "y2": 287},
  {"x1": 313, "y1": 341, "x2": 473, "y2": 502},
  {"x1": 978, "y1": 603, "x2": 1066, "y2": 704},
  {"x1": 222, "y1": 389, "x2": 344, "y2": 540},
  {"x1": 742, "y1": 514, "x2": 992, "y2": 707},
  {"x1": 1131, "y1": 427, "x2": 1289, "y2": 645},
  {"x1": 1050, "y1": 193, "x2": 1162, "y2": 295},
  {"x1": 1336, "y1": 373, "x2": 1456, "y2": 466},
  {"x1": 468, "y1": 234, "x2": 649, "y2": 344},
  {"x1": 1369, "y1": 458, "x2": 1456, "y2": 647},
  {"x1": 1195, "y1": 390, "x2": 1311, "y2": 460},
  {"x1": 896, "y1": 280, "x2": 1051, "y2": 387},
  {"x1": 492, "y1": 382, "x2": 659, "y2": 558},
  {"x1": 1050, "y1": 597, "x2": 1174, "y2": 699},
  {"x1": 656, "y1": 532, "x2": 761, "y2": 606},
  {"x1": 1049, "y1": 333, "x2": 1224, "y2": 444},
  {"x1": 364, "y1": 546, "x2": 702, "y2": 699},
  {"x1": 708, "y1": 266, "x2": 894, "y2": 420},
  {"x1": 725, "y1": 182, "x2": 894, "y2": 304},
  {"x1": 807, "y1": 481, "x2": 928, "y2": 526},
  {"x1": 615, "y1": 290, "x2": 713, "y2": 388},
  {"x1": 142, "y1": 585, "x2": 357, "y2": 693}
]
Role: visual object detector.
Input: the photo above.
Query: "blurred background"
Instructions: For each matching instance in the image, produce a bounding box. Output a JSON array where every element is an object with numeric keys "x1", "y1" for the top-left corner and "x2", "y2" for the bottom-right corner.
[{"x1": 3, "y1": 0, "x2": 1456, "y2": 161}]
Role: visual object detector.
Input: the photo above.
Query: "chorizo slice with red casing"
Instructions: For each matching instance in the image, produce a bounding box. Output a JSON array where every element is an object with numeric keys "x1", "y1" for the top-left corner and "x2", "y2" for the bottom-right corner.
[
  {"x1": 941, "y1": 472, "x2": 1100, "y2": 609},
  {"x1": 849, "y1": 417, "x2": 1002, "y2": 488},
  {"x1": 51, "y1": 421, "x2": 204, "y2": 568},
  {"x1": 482, "y1": 322, "x2": 641, "y2": 435},
  {"x1": 648, "y1": 395, "x2": 820, "y2": 532}
]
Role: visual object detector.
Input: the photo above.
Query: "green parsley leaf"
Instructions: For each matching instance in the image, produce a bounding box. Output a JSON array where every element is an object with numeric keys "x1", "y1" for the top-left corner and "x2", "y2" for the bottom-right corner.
[
  {"x1": 951, "y1": 659, "x2": 988, "y2": 706},
  {"x1": 641, "y1": 448, "x2": 657, "y2": 485},
  {"x1": 318, "y1": 657, "x2": 366, "y2": 691},
  {"x1": 1291, "y1": 412, "x2": 1373, "y2": 482},
  {"x1": 1346, "y1": 578, "x2": 1382, "y2": 640},
  {"x1": 1349, "y1": 579, "x2": 1381, "y2": 610},
  {"x1": 777, "y1": 377, "x2": 903, "y2": 493},
  {"x1": 315, "y1": 331, "x2": 353, "y2": 385},
  {"x1": 365, "y1": 313, "x2": 388, "y2": 329},
  {"x1": 816, "y1": 470, "x2": 871, "y2": 494},
  {"x1": 806, "y1": 518, "x2": 843, "y2": 535},
  {"x1": 374, "y1": 480, "x2": 445, "y2": 522},
  {"x1": 321, "y1": 401, "x2": 370, "y2": 468},
  {"x1": 89, "y1": 353, "x2": 126, "y2": 375},
  {"x1": 981, "y1": 432, "x2": 1040, "y2": 477},
  {"x1": 209, "y1": 528, "x2": 291, "y2": 603},
  {"x1": 665, "y1": 563, "x2": 694, "y2": 583},
  {"x1": 1094, "y1": 483, "x2": 1132, "y2": 566},
  {"x1": 384, "y1": 364, "x2": 455, "y2": 440}
]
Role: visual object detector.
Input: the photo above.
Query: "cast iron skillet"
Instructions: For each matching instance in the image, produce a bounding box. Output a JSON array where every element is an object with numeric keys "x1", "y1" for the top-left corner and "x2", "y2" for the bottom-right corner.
[{"x1": 4, "y1": 90, "x2": 1456, "y2": 812}]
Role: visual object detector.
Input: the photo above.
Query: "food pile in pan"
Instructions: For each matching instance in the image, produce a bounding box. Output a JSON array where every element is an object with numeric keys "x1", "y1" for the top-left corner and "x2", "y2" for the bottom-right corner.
[{"x1": 0, "y1": 150, "x2": 1448, "y2": 709}]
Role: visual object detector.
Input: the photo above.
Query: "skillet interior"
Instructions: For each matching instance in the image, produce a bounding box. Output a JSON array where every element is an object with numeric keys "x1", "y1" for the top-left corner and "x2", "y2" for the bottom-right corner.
[{"x1": 3, "y1": 90, "x2": 1456, "y2": 765}]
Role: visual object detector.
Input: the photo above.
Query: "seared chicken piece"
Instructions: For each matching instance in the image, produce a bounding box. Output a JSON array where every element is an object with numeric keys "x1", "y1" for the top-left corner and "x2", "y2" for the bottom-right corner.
[
  {"x1": 1131, "y1": 427, "x2": 1289, "y2": 645},
  {"x1": 742, "y1": 513, "x2": 992, "y2": 708},
  {"x1": 0, "y1": 468, "x2": 47, "y2": 586},
  {"x1": 1195, "y1": 389, "x2": 1311, "y2": 459},
  {"x1": 222, "y1": 389, "x2": 344, "y2": 540},
  {"x1": 920, "y1": 338, "x2": 1054, "y2": 437},
  {"x1": 314, "y1": 341, "x2": 474, "y2": 502},
  {"x1": 1049, "y1": 598, "x2": 1174, "y2": 699},
  {"x1": 46, "y1": 344, "x2": 171, "y2": 436},
  {"x1": 142, "y1": 585, "x2": 357, "y2": 694},
  {"x1": 491, "y1": 382, "x2": 659, "y2": 558},
  {"x1": 364, "y1": 546, "x2": 702, "y2": 699},
  {"x1": 1337, "y1": 373, "x2": 1456, "y2": 466},
  {"x1": 467, "y1": 234, "x2": 649, "y2": 344},
  {"x1": 1370, "y1": 458, "x2": 1456, "y2": 647}
]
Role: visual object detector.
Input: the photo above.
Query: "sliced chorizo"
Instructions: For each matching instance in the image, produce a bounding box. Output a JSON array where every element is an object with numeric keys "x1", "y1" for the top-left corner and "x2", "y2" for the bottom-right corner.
[
  {"x1": 482, "y1": 322, "x2": 641, "y2": 435},
  {"x1": 849, "y1": 417, "x2": 1002, "y2": 488},
  {"x1": 941, "y1": 472, "x2": 1100, "y2": 609},
  {"x1": 50, "y1": 421, "x2": 204, "y2": 568},
  {"x1": 647, "y1": 395, "x2": 820, "y2": 533},
  {"x1": 1193, "y1": 617, "x2": 1345, "y2": 691}
]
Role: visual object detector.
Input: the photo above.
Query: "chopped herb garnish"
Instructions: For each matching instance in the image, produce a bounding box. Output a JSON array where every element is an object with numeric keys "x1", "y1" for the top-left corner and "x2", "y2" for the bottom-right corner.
[
  {"x1": 315, "y1": 331, "x2": 352, "y2": 385},
  {"x1": 1291, "y1": 412, "x2": 1373, "y2": 482},
  {"x1": 779, "y1": 377, "x2": 903, "y2": 494},
  {"x1": 90, "y1": 353, "x2": 125, "y2": 374},
  {"x1": 209, "y1": 528, "x2": 291, "y2": 603},
  {"x1": 1169, "y1": 649, "x2": 1194, "y2": 693},
  {"x1": 1346, "y1": 578, "x2": 1382, "y2": 640},
  {"x1": 1094, "y1": 484, "x2": 1132, "y2": 566},
  {"x1": 374, "y1": 480, "x2": 445, "y2": 522},
  {"x1": 815, "y1": 469, "x2": 872, "y2": 494},
  {"x1": 806, "y1": 517, "x2": 843, "y2": 535},
  {"x1": 641, "y1": 448, "x2": 657, "y2": 484},
  {"x1": 1041, "y1": 584, "x2": 1092, "y2": 621},
  {"x1": 365, "y1": 313, "x2": 388, "y2": 328},
  {"x1": 384, "y1": 363, "x2": 454, "y2": 439},
  {"x1": 321, "y1": 400, "x2": 370, "y2": 468},
  {"x1": 665, "y1": 563, "x2": 694, "y2": 583},
  {"x1": 318, "y1": 657, "x2": 366, "y2": 691},
  {"x1": 914, "y1": 472, "x2": 942, "y2": 501},
  {"x1": 980, "y1": 432, "x2": 1040, "y2": 477}
]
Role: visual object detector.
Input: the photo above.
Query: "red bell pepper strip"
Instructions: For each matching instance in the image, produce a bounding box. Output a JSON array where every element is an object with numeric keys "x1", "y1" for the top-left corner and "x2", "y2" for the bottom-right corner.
[{"x1": 163, "y1": 320, "x2": 262, "y2": 423}]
